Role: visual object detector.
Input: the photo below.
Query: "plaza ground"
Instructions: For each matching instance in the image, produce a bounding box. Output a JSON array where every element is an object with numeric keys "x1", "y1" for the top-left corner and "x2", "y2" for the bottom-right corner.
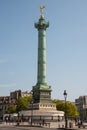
[
  {"x1": 0, "y1": 122, "x2": 80, "y2": 130},
  {"x1": 0, "y1": 125, "x2": 86, "y2": 130}
]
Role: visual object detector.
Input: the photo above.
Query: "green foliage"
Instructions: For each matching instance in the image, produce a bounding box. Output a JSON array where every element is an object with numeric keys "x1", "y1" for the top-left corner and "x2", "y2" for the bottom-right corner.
[
  {"x1": 7, "y1": 104, "x2": 16, "y2": 114},
  {"x1": 16, "y1": 96, "x2": 32, "y2": 112},
  {"x1": 53, "y1": 99, "x2": 79, "y2": 117},
  {"x1": 53, "y1": 99, "x2": 65, "y2": 111},
  {"x1": 66, "y1": 102, "x2": 79, "y2": 117}
]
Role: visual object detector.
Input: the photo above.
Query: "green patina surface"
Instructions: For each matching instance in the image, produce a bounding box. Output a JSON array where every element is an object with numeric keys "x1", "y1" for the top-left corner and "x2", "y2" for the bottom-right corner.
[
  {"x1": 35, "y1": 17, "x2": 49, "y2": 85},
  {"x1": 33, "y1": 15, "x2": 52, "y2": 104},
  {"x1": 33, "y1": 83, "x2": 51, "y2": 91}
]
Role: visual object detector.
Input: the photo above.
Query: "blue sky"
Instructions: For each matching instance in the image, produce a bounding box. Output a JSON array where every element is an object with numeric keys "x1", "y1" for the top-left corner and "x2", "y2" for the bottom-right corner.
[{"x1": 0, "y1": 0, "x2": 87, "y2": 101}]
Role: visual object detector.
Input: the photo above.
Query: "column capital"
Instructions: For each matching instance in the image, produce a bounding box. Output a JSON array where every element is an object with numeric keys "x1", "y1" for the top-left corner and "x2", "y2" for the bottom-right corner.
[{"x1": 35, "y1": 17, "x2": 49, "y2": 30}]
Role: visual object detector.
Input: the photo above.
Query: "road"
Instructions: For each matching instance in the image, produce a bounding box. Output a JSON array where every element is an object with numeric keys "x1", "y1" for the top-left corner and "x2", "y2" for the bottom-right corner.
[
  {"x1": 0, "y1": 125, "x2": 86, "y2": 130},
  {"x1": 0, "y1": 125, "x2": 57, "y2": 130}
]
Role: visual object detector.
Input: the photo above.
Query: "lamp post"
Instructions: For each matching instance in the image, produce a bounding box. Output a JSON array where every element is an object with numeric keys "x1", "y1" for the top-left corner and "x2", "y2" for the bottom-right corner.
[
  {"x1": 31, "y1": 90, "x2": 33, "y2": 126},
  {"x1": 17, "y1": 112, "x2": 19, "y2": 125},
  {"x1": 31, "y1": 100, "x2": 33, "y2": 126},
  {"x1": 63, "y1": 90, "x2": 67, "y2": 129},
  {"x1": 2, "y1": 107, "x2": 4, "y2": 122}
]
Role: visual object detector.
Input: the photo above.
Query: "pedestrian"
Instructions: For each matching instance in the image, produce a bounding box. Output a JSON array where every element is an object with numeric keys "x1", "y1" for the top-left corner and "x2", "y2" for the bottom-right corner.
[{"x1": 42, "y1": 119, "x2": 45, "y2": 125}]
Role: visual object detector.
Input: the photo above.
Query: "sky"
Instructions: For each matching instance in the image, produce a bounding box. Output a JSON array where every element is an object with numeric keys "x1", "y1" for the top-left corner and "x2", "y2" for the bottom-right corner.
[{"x1": 0, "y1": 0, "x2": 87, "y2": 102}]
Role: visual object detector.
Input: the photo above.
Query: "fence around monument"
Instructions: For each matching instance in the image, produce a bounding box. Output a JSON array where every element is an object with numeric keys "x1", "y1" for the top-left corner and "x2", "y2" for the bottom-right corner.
[
  {"x1": 1, "y1": 114, "x2": 77, "y2": 128},
  {"x1": 3, "y1": 115, "x2": 64, "y2": 122}
]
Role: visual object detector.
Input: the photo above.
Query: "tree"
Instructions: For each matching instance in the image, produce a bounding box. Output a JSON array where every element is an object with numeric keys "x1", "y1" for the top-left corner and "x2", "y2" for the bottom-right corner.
[
  {"x1": 16, "y1": 96, "x2": 32, "y2": 112},
  {"x1": 7, "y1": 104, "x2": 16, "y2": 114},
  {"x1": 53, "y1": 99, "x2": 79, "y2": 117},
  {"x1": 66, "y1": 102, "x2": 79, "y2": 117}
]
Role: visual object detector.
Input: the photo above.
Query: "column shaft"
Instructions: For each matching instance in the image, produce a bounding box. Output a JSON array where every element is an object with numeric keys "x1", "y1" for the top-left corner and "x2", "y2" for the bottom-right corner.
[{"x1": 38, "y1": 29, "x2": 46, "y2": 84}]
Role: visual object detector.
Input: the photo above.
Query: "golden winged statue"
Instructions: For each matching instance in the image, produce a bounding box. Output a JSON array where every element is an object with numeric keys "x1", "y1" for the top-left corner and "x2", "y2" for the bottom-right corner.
[{"x1": 40, "y1": 6, "x2": 45, "y2": 17}]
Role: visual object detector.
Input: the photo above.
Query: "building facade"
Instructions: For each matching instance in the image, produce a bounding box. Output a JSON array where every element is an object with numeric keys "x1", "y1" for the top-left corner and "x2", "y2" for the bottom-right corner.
[
  {"x1": 0, "y1": 90, "x2": 32, "y2": 119},
  {"x1": 75, "y1": 96, "x2": 87, "y2": 120},
  {"x1": 0, "y1": 96, "x2": 11, "y2": 118}
]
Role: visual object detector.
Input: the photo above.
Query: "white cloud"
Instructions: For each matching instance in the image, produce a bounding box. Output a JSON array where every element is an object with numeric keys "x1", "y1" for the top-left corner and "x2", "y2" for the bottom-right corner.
[{"x1": 0, "y1": 83, "x2": 16, "y2": 88}]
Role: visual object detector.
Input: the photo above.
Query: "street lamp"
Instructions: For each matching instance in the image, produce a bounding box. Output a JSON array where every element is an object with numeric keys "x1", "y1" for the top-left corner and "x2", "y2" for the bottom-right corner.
[
  {"x1": 63, "y1": 90, "x2": 67, "y2": 129},
  {"x1": 31, "y1": 100, "x2": 33, "y2": 126},
  {"x1": 17, "y1": 112, "x2": 19, "y2": 126},
  {"x1": 31, "y1": 91, "x2": 33, "y2": 126}
]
